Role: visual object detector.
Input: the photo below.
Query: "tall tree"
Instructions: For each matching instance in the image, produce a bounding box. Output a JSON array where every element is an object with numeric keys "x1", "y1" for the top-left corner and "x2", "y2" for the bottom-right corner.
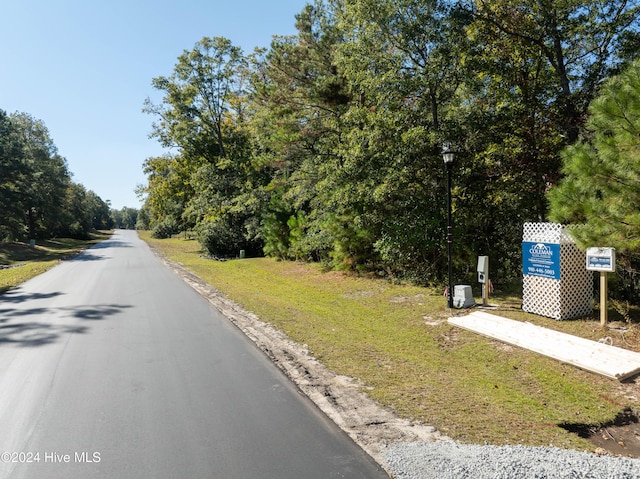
[
  {"x1": 60, "y1": 182, "x2": 93, "y2": 238},
  {"x1": 0, "y1": 110, "x2": 29, "y2": 240},
  {"x1": 144, "y1": 37, "x2": 246, "y2": 162},
  {"x1": 1, "y1": 110, "x2": 111, "y2": 240},
  {"x1": 138, "y1": 0, "x2": 640, "y2": 286},
  {"x1": 110, "y1": 206, "x2": 138, "y2": 230},
  {"x1": 249, "y1": 0, "x2": 352, "y2": 263},
  {"x1": 143, "y1": 37, "x2": 262, "y2": 254},
  {"x1": 334, "y1": 0, "x2": 467, "y2": 276},
  {"x1": 140, "y1": 153, "x2": 195, "y2": 236},
  {"x1": 548, "y1": 60, "x2": 640, "y2": 299},
  {"x1": 10, "y1": 112, "x2": 70, "y2": 238},
  {"x1": 548, "y1": 60, "x2": 640, "y2": 251},
  {"x1": 467, "y1": 0, "x2": 640, "y2": 143},
  {"x1": 85, "y1": 191, "x2": 113, "y2": 230},
  {"x1": 443, "y1": 0, "x2": 640, "y2": 280}
]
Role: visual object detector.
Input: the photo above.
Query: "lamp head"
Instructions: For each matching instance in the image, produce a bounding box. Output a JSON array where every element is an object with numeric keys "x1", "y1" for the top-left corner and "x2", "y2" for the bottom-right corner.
[{"x1": 442, "y1": 144, "x2": 456, "y2": 165}]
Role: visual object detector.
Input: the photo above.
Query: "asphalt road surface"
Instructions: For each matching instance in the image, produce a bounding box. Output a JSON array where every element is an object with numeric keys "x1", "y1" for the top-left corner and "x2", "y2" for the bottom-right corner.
[{"x1": 0, "y1": 230, "x2": 388, "y2": 479}]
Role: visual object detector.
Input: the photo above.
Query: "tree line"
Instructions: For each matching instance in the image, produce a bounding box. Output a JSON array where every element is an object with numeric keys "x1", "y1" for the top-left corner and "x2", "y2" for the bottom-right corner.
[
  {"x1": 140, "y1": 0, "x2": 640, "y2": 296},
  {"x1": 0, "y1": 109, "x2": 114, "y2": 240}
]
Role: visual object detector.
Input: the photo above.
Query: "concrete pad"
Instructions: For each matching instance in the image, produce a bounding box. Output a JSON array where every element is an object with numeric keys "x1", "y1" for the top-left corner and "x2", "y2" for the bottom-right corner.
[{"x1": 448, "y1": 311, "x2": 640, "y2": 381}]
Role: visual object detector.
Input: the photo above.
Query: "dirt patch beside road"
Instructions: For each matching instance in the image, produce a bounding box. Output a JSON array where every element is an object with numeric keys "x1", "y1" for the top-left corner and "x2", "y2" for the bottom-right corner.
[{"x1": 561, "y1": 407, "x2": 640, "y2": 457}]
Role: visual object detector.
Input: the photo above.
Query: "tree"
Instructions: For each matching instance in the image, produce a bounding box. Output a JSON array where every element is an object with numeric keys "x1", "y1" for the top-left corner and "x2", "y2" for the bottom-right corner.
[
  {"x1": 467, "y1": 0, "x2": 640, "y2": 143},
  {"x1": 548, "y1": 59, "x2": 640, "y2": 299},
  {"x1": 143, "y1": 37, "x2": 263, "y2": 253},
  {"x1": 548, "y1": 60, "x2": 640, "y2": 251},
  {"x1": 138, "y1": 0, "x2": 639, "y2": 286},
  {"x1": 84, "y1": 191, "x2": 113, "y2": 230},
  {"x1": 10, "y1": 112, "x2": 71, "y2": 238},
  {"x1": 334, "y1": 0, "x2": 466, "y2": 276},
  {"x1": 250, "y1": 0, "x2": 367, "y2": 265},
  {"x1": 58, "y1": 183, "x2": 91, "y2": 238},
  {"x1": 0, "y1": 110, "x2": 110, "y2": 241},
  {"x1": 437, "y1": 0, "x2": 640, "y2": 281},
  {"x1": 143, "y1": 37, "x2": 246, "y2": 162},
  {"x1": 135, "y1": 205, "x2": 150, "y2": 230},
  {"x1": 110, "y1": 207, "x2": 138, "y2": 230},
  {"x1": 0, "y1": 109, "x2": 27, "y2": 240},
  {"x1": 140, "y1": 154, "x2": 194, "y2": 236}
]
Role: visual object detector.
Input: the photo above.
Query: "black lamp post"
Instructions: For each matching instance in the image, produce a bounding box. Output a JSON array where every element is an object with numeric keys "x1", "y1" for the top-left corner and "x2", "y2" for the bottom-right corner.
[{"x1": 442, "y1": 145, "x2": 455, "y2": 309}]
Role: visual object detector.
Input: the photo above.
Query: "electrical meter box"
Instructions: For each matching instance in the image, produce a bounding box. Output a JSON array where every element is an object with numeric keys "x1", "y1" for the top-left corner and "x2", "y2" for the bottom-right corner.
[{"x1": 477, "y1": 256, "x2": 488, "y2": 283}]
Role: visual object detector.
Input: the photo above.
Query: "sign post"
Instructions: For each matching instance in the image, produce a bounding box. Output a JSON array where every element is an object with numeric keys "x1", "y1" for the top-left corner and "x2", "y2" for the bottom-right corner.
[
  {"x1": 586, "y1": 247, "x2": 616, "y2": 329},
  {"x1": 600, "y1": 271, "x2": 608, "y2": 328}
]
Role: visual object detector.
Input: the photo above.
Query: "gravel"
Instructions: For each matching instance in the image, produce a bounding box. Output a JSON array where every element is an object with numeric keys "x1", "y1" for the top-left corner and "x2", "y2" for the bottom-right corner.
[{"x1": 383, "y1": 442, "x2": 640, "y2": 479}]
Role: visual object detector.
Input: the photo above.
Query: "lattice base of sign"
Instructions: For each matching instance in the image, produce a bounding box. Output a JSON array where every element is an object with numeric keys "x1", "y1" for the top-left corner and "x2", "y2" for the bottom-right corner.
[
  {"x1": 522, "y1": 223, "x2": 593, "y2": 320},
  {"x1": 523, "y1": 275, "x2": 592, "y2": 320}
]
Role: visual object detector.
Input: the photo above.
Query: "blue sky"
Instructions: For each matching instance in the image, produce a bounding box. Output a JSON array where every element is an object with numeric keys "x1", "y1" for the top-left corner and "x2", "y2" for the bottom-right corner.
[{"x1": 1, "y1": 0, "x2": 310, "y2": 209}]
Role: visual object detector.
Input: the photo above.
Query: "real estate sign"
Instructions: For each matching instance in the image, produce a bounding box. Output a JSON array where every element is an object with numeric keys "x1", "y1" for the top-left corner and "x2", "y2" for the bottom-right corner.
[
  {"x1": 585, "y1": 247, "x2": 616, "y2": 272},
  {"x1": 522, "y1": 242, "x2": 561, "y2": 280}
]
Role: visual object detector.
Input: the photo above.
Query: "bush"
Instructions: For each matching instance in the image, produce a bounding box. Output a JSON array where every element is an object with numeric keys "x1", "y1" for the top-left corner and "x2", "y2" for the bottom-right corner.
[
  {"x1": 151, "y1": 220, "x2": 176, "y2": 239},
  {"x1": 66, "y1": 221, "x2": 91, "y2": 240},
  {"x1": 261, "y1": 210, "x2": 291, "y2": 259},
  {"x1": 196, "y1": 217, "x2": 245, "y2": 257}
]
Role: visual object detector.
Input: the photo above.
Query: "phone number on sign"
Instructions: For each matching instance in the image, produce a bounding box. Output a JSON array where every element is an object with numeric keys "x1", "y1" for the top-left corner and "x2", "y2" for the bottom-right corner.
[
  {"x1": 527, "y1": 266, "x2": 556, "y2": 277},
  {"x1": 1, "y1": 451, "x2": 101, "y2": 463}
]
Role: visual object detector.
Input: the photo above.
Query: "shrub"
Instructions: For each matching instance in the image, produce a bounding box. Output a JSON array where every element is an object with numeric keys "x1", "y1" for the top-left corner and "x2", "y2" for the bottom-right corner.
[
  {"x1": 151, "y1": 220, "x2": 176, "y2": 239},
  {"x1": 196, "y1": 217, "x2": 245, "y2": 257}
]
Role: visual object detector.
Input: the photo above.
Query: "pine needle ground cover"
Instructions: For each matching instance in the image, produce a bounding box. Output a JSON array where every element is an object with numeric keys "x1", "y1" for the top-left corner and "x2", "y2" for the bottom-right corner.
[{"x1": 142, "y1": 232, "x2": 640, "y2": 453}]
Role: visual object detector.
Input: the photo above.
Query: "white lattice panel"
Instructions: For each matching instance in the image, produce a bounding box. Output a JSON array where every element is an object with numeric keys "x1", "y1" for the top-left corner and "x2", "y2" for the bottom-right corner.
[
  {"x1": 523, "y1": 275, "x2": 561, "y2": 318},
  {"x1": 559, "y1": 243, "x2": 593, "y2": 318},
  {"x1": 522, "y1": 223, "x2": 593, "y2": 320},
  {"x1": 523, "y1": 222, "x2": 575, "y2": 244}
]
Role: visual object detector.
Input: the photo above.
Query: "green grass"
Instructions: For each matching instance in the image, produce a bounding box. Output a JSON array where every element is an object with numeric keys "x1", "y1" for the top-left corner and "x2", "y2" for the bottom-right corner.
[
  {"x1": 142, "y1": 231, "x2": 640, "y2": 451},
  {"x1": 0, "y1": 232, "x2": 111, "y2": 293}
]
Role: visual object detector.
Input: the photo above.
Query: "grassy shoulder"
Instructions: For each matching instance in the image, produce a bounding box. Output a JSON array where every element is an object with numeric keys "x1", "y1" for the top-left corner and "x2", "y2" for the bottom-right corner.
[
  {"x1": 0, "y1": 232, "x2": 112, "y2": 293},
  {"x1": 141, "y1": 231, "x2": 640, "y2": 452}
]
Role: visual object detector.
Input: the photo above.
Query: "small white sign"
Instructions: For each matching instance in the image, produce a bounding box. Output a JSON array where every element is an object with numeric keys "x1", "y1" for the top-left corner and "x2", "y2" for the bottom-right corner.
[{"x1": 586, "y1": 247, "x2": 616, "y2": 272}]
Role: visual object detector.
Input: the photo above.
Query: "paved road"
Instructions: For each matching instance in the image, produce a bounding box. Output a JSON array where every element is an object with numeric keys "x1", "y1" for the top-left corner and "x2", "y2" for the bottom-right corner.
[{"x1": 0, "y1": 230, "x2": 388, "y2": 479}]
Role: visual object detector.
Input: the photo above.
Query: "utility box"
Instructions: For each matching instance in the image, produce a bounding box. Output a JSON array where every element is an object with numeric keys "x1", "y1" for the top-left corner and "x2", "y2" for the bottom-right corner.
[
  {"x1": 453, "y1": 285, "x2": 475, "y2": 308},
  {"x1": 477, "y1": 255, "x2": 490, "y2": 306},
  {"x1": 522, "y1": 223, "x2": 592, "y2": 320},
  {"x1": 477, "y1": 256, "x2": 489, "y2": 283}
]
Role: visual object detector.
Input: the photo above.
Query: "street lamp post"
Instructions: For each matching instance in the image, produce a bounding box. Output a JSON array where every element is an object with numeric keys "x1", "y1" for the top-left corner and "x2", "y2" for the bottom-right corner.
[{"x1": 442, "y1": 145, "x2": 455, "y2": 309}]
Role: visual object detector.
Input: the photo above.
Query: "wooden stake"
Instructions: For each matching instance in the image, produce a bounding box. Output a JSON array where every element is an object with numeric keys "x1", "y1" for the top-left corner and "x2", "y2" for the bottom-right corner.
[{"x1": 600, "y1": 271, "x2": 608, "y2": 329}]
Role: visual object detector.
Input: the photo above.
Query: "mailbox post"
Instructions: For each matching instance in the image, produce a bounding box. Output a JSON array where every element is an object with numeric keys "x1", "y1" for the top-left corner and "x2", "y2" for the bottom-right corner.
[{"x1": 586, "y1": 247, "x2": 616, "y2": 329}]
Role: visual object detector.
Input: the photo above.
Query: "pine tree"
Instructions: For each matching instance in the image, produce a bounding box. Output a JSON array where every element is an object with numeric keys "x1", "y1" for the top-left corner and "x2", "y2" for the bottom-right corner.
[{"x1": 548, "y1": 59, "x2": 640, "y2": 252}]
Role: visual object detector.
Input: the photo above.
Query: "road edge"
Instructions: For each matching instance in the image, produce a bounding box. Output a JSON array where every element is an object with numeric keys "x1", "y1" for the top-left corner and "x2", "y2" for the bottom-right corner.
[{"x1": 145, "y1": 242, "x2": 448, "y2": 474}]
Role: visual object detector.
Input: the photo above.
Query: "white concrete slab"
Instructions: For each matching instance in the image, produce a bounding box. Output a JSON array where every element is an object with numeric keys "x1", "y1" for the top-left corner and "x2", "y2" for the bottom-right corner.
[{"x1": 448, "y1": 311, "x2": 640, "y2": 381}]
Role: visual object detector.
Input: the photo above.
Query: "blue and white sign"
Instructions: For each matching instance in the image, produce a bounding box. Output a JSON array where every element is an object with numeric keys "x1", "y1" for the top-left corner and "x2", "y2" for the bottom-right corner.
[
  {"x1": 522, "y1": 242, "x2": 561, "y2": 280},
  {"x1": 586, "y1": 247, "x2": 616, "y2": 272}
]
